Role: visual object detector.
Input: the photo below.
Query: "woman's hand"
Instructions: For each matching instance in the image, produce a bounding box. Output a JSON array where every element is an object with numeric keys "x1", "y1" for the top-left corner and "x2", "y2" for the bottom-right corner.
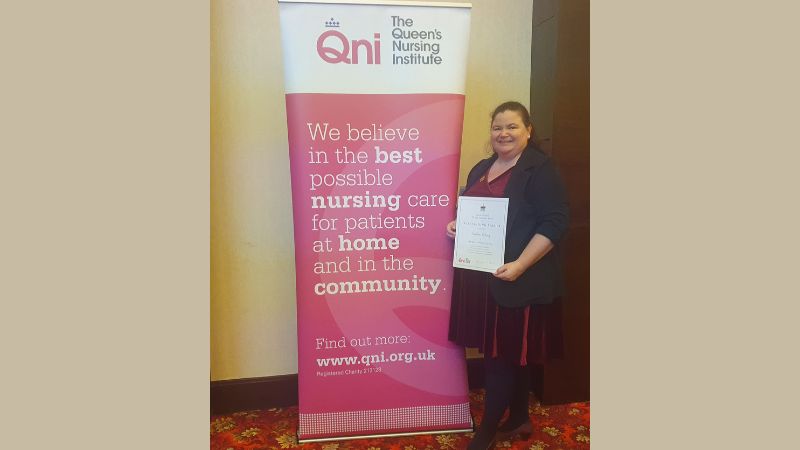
[
  {"x1": 493, "y1": 234, "x2": 554, "y2": 282},
  {"x1": 446, "y1": 220, "x2": 457, "y2": 239},
  {"x1": 493, "y1": 260, "x2": 526, "y2": 282}
]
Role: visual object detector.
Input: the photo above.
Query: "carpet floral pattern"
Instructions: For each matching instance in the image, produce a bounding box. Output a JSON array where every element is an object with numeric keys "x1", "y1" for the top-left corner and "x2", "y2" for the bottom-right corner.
[{"x1": 211, "y1": 390, "x2": 589, "y2": 450}]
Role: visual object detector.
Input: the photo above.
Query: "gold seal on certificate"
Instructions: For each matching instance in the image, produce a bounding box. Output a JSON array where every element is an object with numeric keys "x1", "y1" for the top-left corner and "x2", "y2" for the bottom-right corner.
[{"x1": 452, "y1": 196, "x2": 509, "y2": 273}]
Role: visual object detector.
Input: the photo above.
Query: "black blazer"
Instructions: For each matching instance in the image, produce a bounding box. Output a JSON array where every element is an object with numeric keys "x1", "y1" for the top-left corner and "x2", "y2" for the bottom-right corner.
[{"x1": 462, "y1": 145, "x2": 569, "y2": 307}]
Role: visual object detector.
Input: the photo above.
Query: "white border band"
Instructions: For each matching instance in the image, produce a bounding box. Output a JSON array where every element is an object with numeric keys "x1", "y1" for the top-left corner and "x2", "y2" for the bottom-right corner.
[{"x1": 279, "y1": 0, "x2": 471, "y2": 8}]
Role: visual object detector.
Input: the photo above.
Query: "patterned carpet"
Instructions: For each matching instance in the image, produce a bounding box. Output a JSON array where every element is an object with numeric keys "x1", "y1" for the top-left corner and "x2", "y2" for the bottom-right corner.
[{"x1": 211, "y1": 390, "x2": 590, "y2": 449}]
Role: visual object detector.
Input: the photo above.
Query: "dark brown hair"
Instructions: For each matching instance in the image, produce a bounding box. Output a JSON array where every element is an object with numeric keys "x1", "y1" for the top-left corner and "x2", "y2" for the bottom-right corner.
[{"x1": 490, "y1": 101, "x2": 537, "y2": 148}]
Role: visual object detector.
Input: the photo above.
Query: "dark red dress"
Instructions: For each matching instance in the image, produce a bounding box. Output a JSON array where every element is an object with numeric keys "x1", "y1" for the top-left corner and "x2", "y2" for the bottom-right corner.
[{"x1": 448, "y1": 167, "x2": 564, "y2": 366}]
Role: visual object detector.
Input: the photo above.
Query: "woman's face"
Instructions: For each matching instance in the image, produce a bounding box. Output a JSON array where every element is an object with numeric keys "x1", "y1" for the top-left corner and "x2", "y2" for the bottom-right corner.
[{"x1": 490, "y1": 110, "x2": 531, "y2": 158}]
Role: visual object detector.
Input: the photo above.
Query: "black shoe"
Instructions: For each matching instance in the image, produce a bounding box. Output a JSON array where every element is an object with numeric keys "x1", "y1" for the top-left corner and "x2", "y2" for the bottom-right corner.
[
  {"x1": 467, "y1": 427, "x2": 497, "y2": 450},
  {"x1": 495, "y1": 418, "x2": 533, "y2": 441}
]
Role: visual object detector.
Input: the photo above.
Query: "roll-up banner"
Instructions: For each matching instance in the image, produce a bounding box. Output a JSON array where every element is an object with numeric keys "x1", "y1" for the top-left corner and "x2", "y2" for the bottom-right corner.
[{"x1": 278, "y1": 0, "x2": 473, "y2": 442}]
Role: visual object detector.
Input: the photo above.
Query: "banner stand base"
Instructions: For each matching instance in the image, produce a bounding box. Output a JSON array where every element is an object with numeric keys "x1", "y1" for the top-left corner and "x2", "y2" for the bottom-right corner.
[{"x1": 298, "y1": 422, "x2": 474, "y2": 444}]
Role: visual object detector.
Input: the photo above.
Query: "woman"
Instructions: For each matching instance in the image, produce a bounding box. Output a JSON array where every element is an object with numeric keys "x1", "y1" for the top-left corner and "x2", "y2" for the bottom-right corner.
[{"x1": 447, "y1": 101, "x2": 569, "y2": 449}]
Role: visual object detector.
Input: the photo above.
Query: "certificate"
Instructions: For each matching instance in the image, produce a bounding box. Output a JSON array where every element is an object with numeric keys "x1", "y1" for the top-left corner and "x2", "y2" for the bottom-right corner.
[{"x1": 452, "y1": 196, "x2": 509, "y2": 273}]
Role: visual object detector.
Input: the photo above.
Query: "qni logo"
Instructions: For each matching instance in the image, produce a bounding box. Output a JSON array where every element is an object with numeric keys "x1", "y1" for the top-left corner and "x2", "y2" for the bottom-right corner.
[{"x1": 316, "y1": 17, "x2": 381, "y2": 64}]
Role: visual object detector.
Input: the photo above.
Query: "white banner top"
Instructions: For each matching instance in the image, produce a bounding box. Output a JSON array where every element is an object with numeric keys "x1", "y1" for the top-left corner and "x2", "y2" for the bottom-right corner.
[
  {"x1": 279, "y1": 0, "x2": 471, "y2": 6},
  {"x1": 279, "y1": 0, "x2": 472, "y2": 94}
]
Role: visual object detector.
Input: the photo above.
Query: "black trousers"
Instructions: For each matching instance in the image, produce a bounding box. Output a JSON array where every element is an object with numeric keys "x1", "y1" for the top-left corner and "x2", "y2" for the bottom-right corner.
[{"x1": 480, "y1": 357, "x2": 531, "y2": 430}]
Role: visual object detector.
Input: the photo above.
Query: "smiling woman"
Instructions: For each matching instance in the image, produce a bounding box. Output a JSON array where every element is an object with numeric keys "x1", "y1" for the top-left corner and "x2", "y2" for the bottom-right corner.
[
  {"x1": 446, "y1": 101, "x2": 570, "y2": 450},
  {"x1": 486, "y1": 107, "x2": 533, "y2": 179}
]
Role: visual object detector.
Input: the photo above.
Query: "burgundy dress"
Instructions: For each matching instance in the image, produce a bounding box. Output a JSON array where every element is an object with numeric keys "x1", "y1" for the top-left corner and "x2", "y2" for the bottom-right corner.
[{"x1": 448, "y1": 166, "x2": 564, "y2": 366}]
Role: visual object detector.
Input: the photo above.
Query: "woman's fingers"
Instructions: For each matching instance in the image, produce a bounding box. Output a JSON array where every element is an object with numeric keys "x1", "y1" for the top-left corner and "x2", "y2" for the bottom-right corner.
[
  {"x1": 446, "y1": 220, "x2": 457, "y2": 239},
  {"x1": 493, "y1": 262, "x2": 522, "y2": 281}
]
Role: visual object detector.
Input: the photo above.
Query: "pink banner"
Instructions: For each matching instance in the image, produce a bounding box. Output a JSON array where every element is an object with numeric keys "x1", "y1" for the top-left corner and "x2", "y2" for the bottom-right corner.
[{"x1": 279, "y1": 1, "x2": 472, "y2": 441}]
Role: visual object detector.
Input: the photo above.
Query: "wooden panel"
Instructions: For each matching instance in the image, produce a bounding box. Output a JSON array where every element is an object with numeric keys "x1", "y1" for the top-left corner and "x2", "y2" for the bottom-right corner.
[
  {"x1": 531, "y1": 0, "x2": 590, "y2": 405},
  {"x1": 541, "y1": 225, "x2": 589, "y2": 404},
  {"x1": 211, "y1": 374, "x2": 298, "y2": 415}
]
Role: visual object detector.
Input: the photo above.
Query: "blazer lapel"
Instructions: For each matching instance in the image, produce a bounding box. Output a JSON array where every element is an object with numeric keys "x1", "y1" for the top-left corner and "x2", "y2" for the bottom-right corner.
[
  {"x1": 464, "y1": 155, "x2": 496, "y2": 192},
  {"x1": 503, "y1": 147, "x2": 539, "y2": 231}
]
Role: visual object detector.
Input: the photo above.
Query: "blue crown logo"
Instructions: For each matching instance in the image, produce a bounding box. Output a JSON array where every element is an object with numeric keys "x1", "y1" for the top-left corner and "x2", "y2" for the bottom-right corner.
[{"x1": 325, "y1": 17, "x2": 340, "y2": 28}]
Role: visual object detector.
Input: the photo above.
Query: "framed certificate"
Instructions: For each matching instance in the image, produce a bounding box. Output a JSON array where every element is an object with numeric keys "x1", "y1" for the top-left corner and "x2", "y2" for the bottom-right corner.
[{"x1": 452, "y1": 196, "x2": 509, "y2": 273}]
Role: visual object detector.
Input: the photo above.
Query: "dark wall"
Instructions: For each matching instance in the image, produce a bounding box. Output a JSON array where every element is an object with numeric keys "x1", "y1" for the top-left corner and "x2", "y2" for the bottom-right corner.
[{"x1": 531, "y1": 0, "x2": 590, "y2": 404}]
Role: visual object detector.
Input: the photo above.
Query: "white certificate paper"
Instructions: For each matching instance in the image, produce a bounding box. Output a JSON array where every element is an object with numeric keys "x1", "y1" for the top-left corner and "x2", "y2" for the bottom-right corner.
[{"x1": 453, "y1": 196, "x2": 509, "y2": 273}]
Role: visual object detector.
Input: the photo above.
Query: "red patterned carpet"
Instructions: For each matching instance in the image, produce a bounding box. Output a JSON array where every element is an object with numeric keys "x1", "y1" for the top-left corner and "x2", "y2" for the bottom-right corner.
[{"x1": 211, "y1": 390, "x2": 590, "y2": 449}]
